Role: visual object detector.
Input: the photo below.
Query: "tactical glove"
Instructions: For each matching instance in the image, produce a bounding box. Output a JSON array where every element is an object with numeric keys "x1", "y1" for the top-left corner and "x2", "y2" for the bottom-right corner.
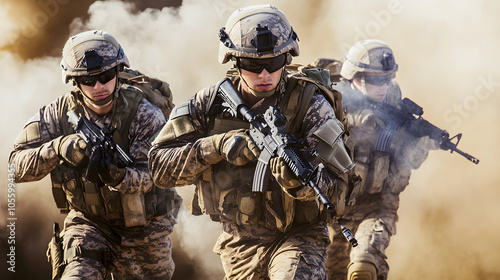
[
  {"x1": 53, "y1": 134, "x2": 88, "y2": 167},
  {"x1": 357, "y1": 109, "x2": 384, "y2": 129},
  {"x1": 270, "y1": 157, "x2": 302, "y2": 190},
  {"x1": 95, "y1": 149, "x2": 126, "y2": 187},
  {"x1": 212, "y1": 129, "x2": 260, "y2": 166},
  {"x1": 398, "y1": 135, "x2": 439, "y2": 169}
]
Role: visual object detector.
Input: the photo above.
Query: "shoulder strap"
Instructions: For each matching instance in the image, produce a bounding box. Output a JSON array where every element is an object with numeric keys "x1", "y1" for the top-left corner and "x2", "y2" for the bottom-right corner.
[
  {"x1": 57, "y1": 92, "x2": 82, "y2": 135},
  {"x1": 115, "y1": 85, "x2": 144, "y2": 150}
]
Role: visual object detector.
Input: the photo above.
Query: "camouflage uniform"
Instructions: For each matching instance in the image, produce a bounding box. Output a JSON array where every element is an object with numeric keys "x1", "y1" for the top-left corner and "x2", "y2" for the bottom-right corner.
[
  {"x1": 319, "y1": 40, "x2": 437, "y2": 280},
  {"x1": 149, "y1": 6, "x2": 353, "y2": 279},
  {"x1": 9, "y1": 30, "x2": 180, "y2": 279},
  {"x1": 150, "y1": 75, "x2": 341, "y2": 280}
]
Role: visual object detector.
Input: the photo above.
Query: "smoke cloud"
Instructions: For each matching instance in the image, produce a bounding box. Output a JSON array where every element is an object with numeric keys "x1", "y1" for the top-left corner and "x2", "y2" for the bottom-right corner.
[{"x1": 1, "y1": 0, "x2": 499, "y2": 279}]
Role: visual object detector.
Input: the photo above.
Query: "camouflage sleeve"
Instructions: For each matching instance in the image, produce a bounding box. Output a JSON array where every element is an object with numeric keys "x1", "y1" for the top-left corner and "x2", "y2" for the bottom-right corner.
[
  {"x1": 289, "y1": 93, "x2": 340, "y2": 201},
  {"x1": 110, "y1": 98, "x2": 166, "y2": 194},
  {"x1": 9, "y1": 98, "x2": 63, "y2": 183},
  {"x1": 149, "y1": 86, "x2": 220, "y2": 189}
]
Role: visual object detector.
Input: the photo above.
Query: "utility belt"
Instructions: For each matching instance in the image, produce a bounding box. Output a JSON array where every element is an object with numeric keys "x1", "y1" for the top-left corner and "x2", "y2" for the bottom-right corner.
[{"x1": 50, "y1": 165, "x2": 180, "y2": 227}]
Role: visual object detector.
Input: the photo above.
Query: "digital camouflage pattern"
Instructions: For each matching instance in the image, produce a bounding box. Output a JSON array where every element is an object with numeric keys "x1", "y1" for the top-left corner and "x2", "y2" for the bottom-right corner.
[
  {"x1": 61, "y1": 30, "x2": 129, "y2": 83},
  {"x1": 218, "y1": 4, "x2": 299, "y2": 63},
  {"x1": 61, "y1": 210, "x2": 175, "y2": 280},
  {"x1": 149, "y1": 75, "x2": 344, "y2": 279},
  {"x1": 149, "y1": 78, "x2": 339, "y2": 201},
  {"x1": 326, "y1": 79, "x2": 438, "y2": 279},
  {"x1": 11, "y1": 92, "x2": 162, "y2": 196},
  {"x1": 9, "y1": 79, "x2": 177, "y2": 278}
]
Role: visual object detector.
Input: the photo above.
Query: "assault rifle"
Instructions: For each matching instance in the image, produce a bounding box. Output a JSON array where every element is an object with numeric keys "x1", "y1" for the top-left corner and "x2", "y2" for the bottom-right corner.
[
  {"x1": 215, "y1": 78, "x2": 358, "y2": 247},
  {"x1": 67, "y1": 111, "x2": 134, "y2": 183},
  {"x1": 371, "y1": 98, "x2": 479, "y2": 164}
]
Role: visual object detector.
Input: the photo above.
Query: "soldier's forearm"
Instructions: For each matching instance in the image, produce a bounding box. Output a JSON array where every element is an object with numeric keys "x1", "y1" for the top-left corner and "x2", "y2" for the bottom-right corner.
[
  {"x1": 149, "y1": 138, "x2": 215, "y2": 189},
  {"x1": 110, "y1": 163, "x2": 154, "y2": 194}
]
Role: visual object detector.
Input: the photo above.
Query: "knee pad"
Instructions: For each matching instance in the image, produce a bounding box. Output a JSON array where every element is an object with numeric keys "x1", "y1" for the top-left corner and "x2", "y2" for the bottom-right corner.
[{"x1": 348, "y1": 261, "x2": 377, "y2": 280}]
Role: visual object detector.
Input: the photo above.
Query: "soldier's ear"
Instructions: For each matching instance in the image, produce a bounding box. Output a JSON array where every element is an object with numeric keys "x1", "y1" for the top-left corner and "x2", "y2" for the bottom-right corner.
[{"x1": 286, "y1": 53, "x2": 292, "y2": 65}]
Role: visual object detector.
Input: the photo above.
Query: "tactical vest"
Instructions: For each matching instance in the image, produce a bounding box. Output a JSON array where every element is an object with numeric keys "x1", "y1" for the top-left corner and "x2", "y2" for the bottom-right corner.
[
  {"x1": 191, "y1": 71, "x2": 352, "y2": 232},
  {"x1": 50, "y1": 83, "x2": 180, "y2": 226},
  {"x1": 333, "y1": 79, "x2": 407, "y2": 198}
]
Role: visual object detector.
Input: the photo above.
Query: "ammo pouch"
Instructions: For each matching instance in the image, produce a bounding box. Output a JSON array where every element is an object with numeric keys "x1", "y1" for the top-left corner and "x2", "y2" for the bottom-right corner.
[
  {"x1": 354, "y1": 151, "x2": 390, "y2": 195},
  {"x1": 51, "y1": 165, "x2": 180, "y2": 227},
  {"x1": 190, "y1": 114, "x2": 263, "y2": 224},
  {"x1": 121, "y1": 193, "x2": 146, "y2": 227},
  {"x1": 191, "y1": 161, "x2": 263, "y2": 227}
]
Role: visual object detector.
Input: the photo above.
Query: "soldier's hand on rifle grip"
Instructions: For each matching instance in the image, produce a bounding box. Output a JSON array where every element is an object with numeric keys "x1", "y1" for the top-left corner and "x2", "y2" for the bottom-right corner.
[
  {"x1": 53, "y1": 134, "x2": 88, "y2": 167},
  {"x1": 97, "y1": 153, "x2": 126, "y2": 187},
  {"x1": 212, "y1": 129, "x2": 260, "y2": 166},
  {"x1": 355, "y1": 109, "x2": 384, "y2": 130},
  {"x1": 270, "y1": 157, "x2": 302, "y2": 190}
]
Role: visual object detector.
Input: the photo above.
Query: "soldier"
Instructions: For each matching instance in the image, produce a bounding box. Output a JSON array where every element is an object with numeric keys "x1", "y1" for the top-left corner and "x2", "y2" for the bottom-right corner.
[
  {"x1": 9, "y1": 30, "x2": 181, "y2": 279},
  {"x1": 322, "y1": 39, "x2": 438, "y2": 279},
  {"x1": 149, "y1": 4, "x2": 354, "y2": 280}
]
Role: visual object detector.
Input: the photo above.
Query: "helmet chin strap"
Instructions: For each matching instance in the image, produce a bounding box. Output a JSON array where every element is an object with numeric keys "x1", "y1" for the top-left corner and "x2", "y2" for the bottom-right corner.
[{"x1": 237, "y1": 67, "x2": 286, "y2": 98}]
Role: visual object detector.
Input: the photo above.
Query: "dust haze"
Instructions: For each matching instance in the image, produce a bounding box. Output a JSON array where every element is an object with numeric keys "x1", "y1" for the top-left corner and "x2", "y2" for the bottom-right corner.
[{"x1": 1, "y1": 0, "x2": 499, "y2": 279}]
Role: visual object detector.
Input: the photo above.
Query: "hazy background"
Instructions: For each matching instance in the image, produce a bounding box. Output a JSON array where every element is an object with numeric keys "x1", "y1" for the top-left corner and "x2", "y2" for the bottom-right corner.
[{"x1": 0, "y1": 0, "x2": 498, "y2": 279}]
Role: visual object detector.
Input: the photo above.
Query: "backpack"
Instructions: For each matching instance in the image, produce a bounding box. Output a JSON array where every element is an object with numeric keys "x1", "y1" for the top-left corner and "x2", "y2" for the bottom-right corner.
[
  {"x1": 118, "y1": 68, "x2": 174, "y2": 121},
  {"x1": 116, "y1": 68, "x2": 175, "y2": 148},
  {"x1": 284, "y1": 63, "x2": 349, "y2": 136},
  {"x1": 308, "y1": 58, "x2": 343, "y2": 83}
]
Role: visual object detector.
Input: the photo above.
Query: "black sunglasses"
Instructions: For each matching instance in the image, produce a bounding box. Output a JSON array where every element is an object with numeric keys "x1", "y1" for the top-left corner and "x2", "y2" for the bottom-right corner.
[
  {"x1": 237, "y1": 54, "x2": 287, "y2": 74},
  {"x1": 75, "y1": 68, "x2": 117, "y2": 87},
  {"x1": 364, "y1": 74, "x2": 393, "y2": 86}
]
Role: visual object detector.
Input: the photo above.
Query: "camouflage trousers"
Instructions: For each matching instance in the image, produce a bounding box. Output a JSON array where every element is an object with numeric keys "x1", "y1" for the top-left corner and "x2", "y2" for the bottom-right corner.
[
  {"x1": 59, "y1": 210, "x2": 175, "y2": 280},
  {"x1": 326, "y1": 194, "x2": 399, "y2": 280},
  {"x1": 214, "y1": 222, "x2": 330, "y2": 280}
]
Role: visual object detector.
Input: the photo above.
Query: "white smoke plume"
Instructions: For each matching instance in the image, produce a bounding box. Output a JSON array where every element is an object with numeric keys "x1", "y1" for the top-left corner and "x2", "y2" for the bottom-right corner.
[{"x1": 1, "y1": 0, "x2": 499, "y2": 279}]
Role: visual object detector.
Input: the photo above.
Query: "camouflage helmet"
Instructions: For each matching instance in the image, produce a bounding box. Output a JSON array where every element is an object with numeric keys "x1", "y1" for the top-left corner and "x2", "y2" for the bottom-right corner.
[
  {"x1": 218, "y1": 4, "x2": 299, "y2": 64},
  {"x1": 61, "y1": 30, "x2": 129, "y2": 83},
  {"x1": 340, "y1": 39, "x2": 398, "y2": 80}
]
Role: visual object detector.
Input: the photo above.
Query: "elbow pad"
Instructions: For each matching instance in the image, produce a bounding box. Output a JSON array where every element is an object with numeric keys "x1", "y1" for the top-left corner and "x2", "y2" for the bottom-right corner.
[{"x1": 313, "y1": 118, "x2": 354, "y2": 174}]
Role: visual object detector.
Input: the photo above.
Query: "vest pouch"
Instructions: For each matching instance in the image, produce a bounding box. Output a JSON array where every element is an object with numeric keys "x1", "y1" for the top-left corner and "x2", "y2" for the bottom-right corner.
[
  {"x1": 99, "y1": 186, "x2": 122, "y2": 217},
  {"x1": 354, "y1": 161, "x2": 370, "y2": 196},
  {"x1": 197, "y1": 170, "x2": 219, "y2": 215},
  {"x1": 293, "y1": 200, "x2": 321, "y2": 224},
  {"x1": 82, "y1": 179, "x2": 106, "y2": 216},
  {"x1": 218, "y1": 187, "x2": 238, "y2": 223},
  {"x1": 121, "y1": 193, "x2": 147, "y2": 227},
  {"x1": 368, "y1": 152, "x2": 390, "y2": 194},
  {"x1": 236, "y1": 188, "x2": 262, "y2": 226},
  {"x1": 50, "y1": 167, "x2": 69, "y2": 213}
]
